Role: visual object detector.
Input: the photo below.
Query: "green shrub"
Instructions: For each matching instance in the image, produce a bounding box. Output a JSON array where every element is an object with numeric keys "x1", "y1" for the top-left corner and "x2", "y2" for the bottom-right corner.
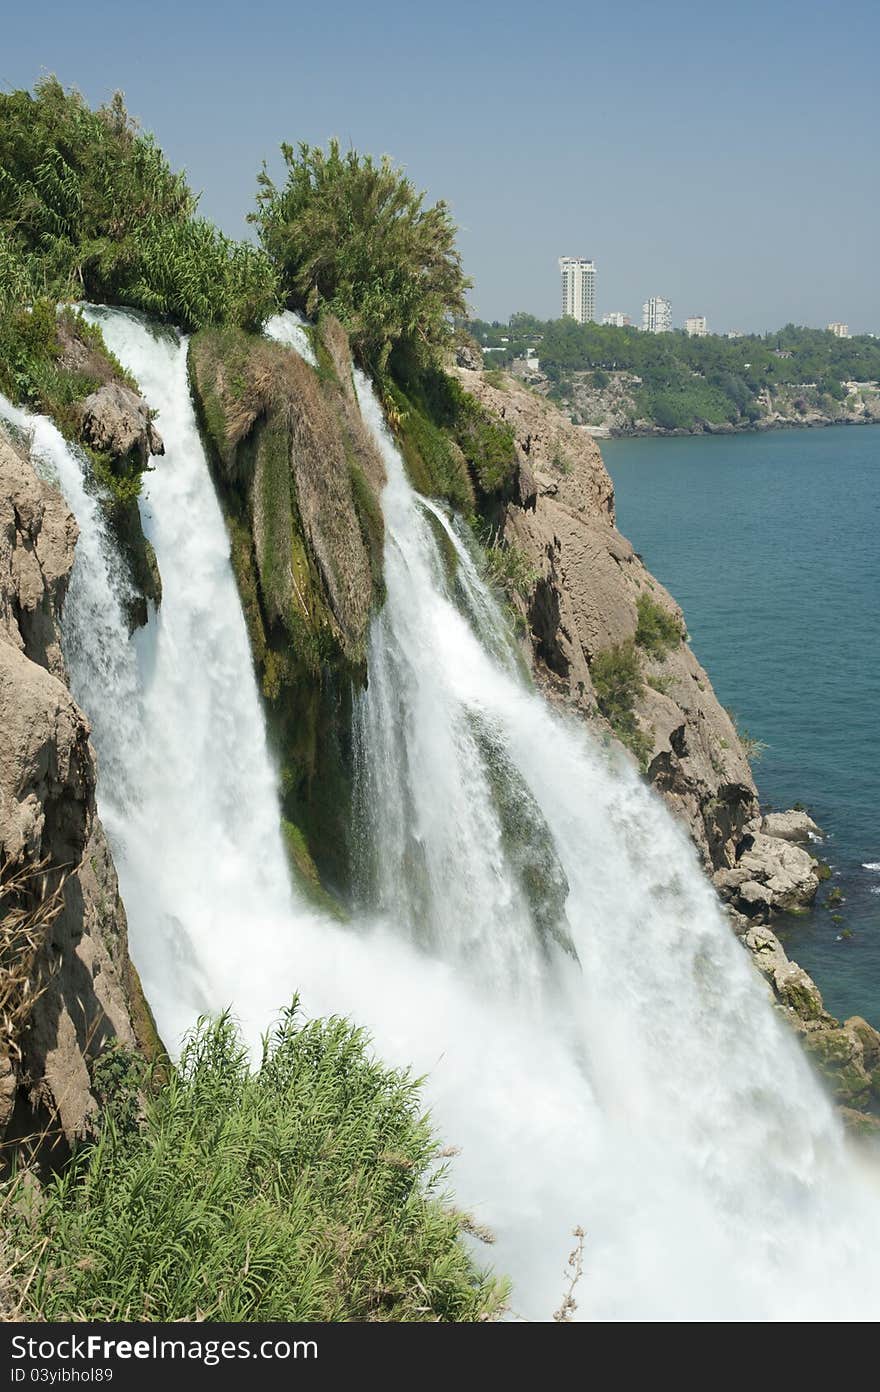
[
  {"x1": 0, "y1": 79, "x2": 278, "y2": 330},
  {"x1": 2, "y1": 1007, "x2": 505, "y2": 1322},
  {"x1": 591, "y1": 638, "x2": 653, "y2": 769},
  {"x1": 483, "y1": 540, "x2": 538, "y2": 599},
  {"x1": 253, "y1": 140, "x2": 470, "y2": 374},
  {"x1": 635, "y1": 592, "x2": 683, "y2": 658},
  {"x1": 724, "y1": 708, "x2": 768, "y2": 764}
]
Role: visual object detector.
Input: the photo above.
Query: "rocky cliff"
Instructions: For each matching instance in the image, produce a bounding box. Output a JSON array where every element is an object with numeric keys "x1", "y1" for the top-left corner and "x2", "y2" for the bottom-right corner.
[
  {"x1": 0, "y1": 425, "x2": 158, "y2": 1163},
  {"x1": 451, "y1": 363, "x2": 880, "y2": 1125}
]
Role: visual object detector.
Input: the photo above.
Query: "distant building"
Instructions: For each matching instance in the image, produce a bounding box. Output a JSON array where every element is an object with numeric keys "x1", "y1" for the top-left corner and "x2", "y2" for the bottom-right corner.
[
  {"x1": 726, "y1": 329, "x2": 743, "y2": 339},
  {"x1": 602, "y1": 311, "x2": 631, "y2": 327},
  {"x1": 642, "y1": 296, "x2": 672, "y2": 334},
  {"x1": 685, "y1": 315, "x2": 708, "y2": 337},
  {"x1": 827, "y1": 322, "x2": 850, "y2": 338},
  {"x1": 559, "y1": 257, "x2": 596, "y2": 323}
]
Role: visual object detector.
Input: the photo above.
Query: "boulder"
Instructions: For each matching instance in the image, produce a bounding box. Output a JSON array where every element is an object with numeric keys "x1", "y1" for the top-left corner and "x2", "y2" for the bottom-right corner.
[
  {"x1": 737, "y1": 830, "x2": 820, "y2": 912},
  {"x1": 80, "y1": 383, "x2": 164, "y2": 467},
  {"x1": 759, "y1": 810, "x2": 822, "y2": 842},
  {"x1": 454, "y1": 338, "x2": 483, "y2": 372}
]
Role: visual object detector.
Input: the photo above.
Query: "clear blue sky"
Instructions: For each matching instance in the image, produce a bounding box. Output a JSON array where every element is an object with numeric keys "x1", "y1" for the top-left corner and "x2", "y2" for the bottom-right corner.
[{"x1": 3, "y1": 1, "x2": 878, "y2": 332}]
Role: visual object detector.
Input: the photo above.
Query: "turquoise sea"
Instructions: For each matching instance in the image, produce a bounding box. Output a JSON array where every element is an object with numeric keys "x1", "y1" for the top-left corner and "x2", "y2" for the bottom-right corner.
[{"x1": 603, "y1": 425, "x2": 880, "y2": 1028}]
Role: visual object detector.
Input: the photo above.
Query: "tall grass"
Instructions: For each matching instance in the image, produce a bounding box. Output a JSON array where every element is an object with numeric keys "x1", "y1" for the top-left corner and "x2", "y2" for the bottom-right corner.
[{"x1": 2, "y1": 1006, "x2": 506, "y2": 1322}]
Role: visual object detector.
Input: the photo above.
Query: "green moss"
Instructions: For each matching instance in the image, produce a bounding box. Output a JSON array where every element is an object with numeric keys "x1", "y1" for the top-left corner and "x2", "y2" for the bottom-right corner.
[
  {"x1": 123, "y1": 958, "x2": 167, "y2": 1075},
  {"x1": 420, "y1": 504, "x2": 460, "y2": 589},
  {"x1": 803, "y1": 1030, "x2": 870, "y2": 1107},
  {"x1": 387, "y1": 380, "x2": 474, "y2": 508},
  {"x1": 454, "y1": 397, "x2": 517, "y2": 497},
  {"x1": 349, "y1": 459, "x2": 386, "y2": 606},
  {"x1": 254, "y1": 412, "x2": 296, "y2": 620},
  {"x1": 814, "y1": 859, "x2": 833, "y2": 882}
]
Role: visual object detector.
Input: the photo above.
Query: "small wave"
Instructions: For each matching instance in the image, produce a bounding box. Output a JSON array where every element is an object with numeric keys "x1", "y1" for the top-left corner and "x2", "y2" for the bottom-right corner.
[{"x1": 863, "y1": 862, "x2": 880, "y2": 872}]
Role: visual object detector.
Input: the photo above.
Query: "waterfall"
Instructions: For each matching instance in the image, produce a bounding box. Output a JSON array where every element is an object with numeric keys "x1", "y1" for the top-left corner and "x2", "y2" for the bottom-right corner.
[
  {"x1": 5, "y1": 309, "x2": 879, "y2": 1320},
  {"x1": 263, "y1": 309, "x2": 318, "y2": 366}
]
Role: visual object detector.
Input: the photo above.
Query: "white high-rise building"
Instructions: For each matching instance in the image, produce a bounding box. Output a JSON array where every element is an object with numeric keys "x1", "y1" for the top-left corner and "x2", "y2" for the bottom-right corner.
[
  {"x1": 642, "y1": 296, "x2": 672, "y2": 334},
  {"x1": 827, "y1": 322, "x2": 850, "y2": 338},
  {"x1": 559, "y1": 257, "x2": 596, "y2": 323},
  {"x1": 602, "y1": 311, "x2": 631, "y2": 327},
  {"x1": 685, "y1": 315, "x2": 708, "y2": 337}
]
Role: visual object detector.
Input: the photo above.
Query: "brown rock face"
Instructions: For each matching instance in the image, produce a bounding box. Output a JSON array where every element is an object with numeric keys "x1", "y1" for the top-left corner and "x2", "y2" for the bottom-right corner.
[
  {"x1": 0, "y1": 427, "x2": 155, "y2": 1156},
  {"x1": 189, "y1": 319, "x2": 384, "y2": 668}
]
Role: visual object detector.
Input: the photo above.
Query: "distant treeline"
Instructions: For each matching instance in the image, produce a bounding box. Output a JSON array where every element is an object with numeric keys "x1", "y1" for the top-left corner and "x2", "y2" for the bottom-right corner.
[{"x1": 465, "y1": 314, "x2": 880, "y2": 430}]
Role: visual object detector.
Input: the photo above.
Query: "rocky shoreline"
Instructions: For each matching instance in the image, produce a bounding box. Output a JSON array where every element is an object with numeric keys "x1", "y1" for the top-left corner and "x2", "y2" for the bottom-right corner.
[{"x1": 605, "y1": 413, "x2": 880, "y2": 440}]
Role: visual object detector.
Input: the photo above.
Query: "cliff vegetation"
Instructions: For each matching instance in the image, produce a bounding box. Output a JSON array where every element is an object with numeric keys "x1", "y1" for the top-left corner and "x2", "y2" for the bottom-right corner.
[{"x1": 467, "y1": 315, "x2": 880, "y2": 433}]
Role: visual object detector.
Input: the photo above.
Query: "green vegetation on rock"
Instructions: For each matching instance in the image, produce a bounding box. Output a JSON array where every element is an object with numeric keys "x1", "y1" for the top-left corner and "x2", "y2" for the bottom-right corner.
[
  {"x1": 591, "y1": 638, "x2": 654, "y2": 770},
  {"x1": 467, "y1": 313, "x2": 880, "y2": 431},
  {"x1": 387, "y1": 365, "x2": 518, "y2": 507},
  {"x1": 188, "y1": 320, "x2": 386, "y2": 894},
  {"x1": 1, "y1": 1007, "x2": 505, "y2": 1321},
  {"x1": 635, "y1": 592, "x2": 684, "y2": 658}
]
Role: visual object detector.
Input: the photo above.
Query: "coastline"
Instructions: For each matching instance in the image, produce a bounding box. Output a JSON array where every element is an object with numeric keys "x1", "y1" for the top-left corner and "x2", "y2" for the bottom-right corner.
[{"x1": 602, "y1": 414, "x2": 880, "y2": 440}]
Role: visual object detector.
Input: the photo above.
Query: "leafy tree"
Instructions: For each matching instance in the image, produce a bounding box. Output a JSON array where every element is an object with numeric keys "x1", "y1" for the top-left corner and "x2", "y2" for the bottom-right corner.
[{"x1": 252, "y1": 140, "x2": 471, "y2": 373}]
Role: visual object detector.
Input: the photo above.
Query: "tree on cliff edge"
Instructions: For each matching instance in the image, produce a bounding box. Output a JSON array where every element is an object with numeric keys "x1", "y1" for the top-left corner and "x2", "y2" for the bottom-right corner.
[{"x1": 252, "y1": 140, "x2": 471, "y2": 375}]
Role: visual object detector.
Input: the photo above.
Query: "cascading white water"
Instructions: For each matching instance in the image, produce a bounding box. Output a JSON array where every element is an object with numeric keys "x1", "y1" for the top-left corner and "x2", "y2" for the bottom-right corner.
[
  {"x1": 6, "y1": 308, "x2": 879, "y2": 1320},
  {"x1": 349, "y1": 369, "x2": 880, "y2": 1319},
  {"x1": 263, "y1": 309, "x2": 319, "y2": 366}
]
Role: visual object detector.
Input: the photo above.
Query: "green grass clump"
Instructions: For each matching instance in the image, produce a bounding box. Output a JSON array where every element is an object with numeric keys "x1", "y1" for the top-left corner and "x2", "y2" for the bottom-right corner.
[
  {"x1": 2, "y1": 1007, "x2": 505, "y2": 1322},
  {"x1": 591, "y1": 638, "x2": 654, "y2": 770},
  {"x1": 635, "y1": 592, "x2": 683, "y2": 658},
  {"x1": 483, "y1": 539, "x2": 538, "y2": 599}
]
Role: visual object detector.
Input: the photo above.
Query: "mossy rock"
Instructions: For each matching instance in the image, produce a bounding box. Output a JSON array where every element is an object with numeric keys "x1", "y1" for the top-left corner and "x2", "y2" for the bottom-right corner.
[
  {"x1": 803, "y1": 1028, "x2": 871, "y2": 1107},
  {"x1": 188, "y1": 323, "x2": 386, "y2": 901}
]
